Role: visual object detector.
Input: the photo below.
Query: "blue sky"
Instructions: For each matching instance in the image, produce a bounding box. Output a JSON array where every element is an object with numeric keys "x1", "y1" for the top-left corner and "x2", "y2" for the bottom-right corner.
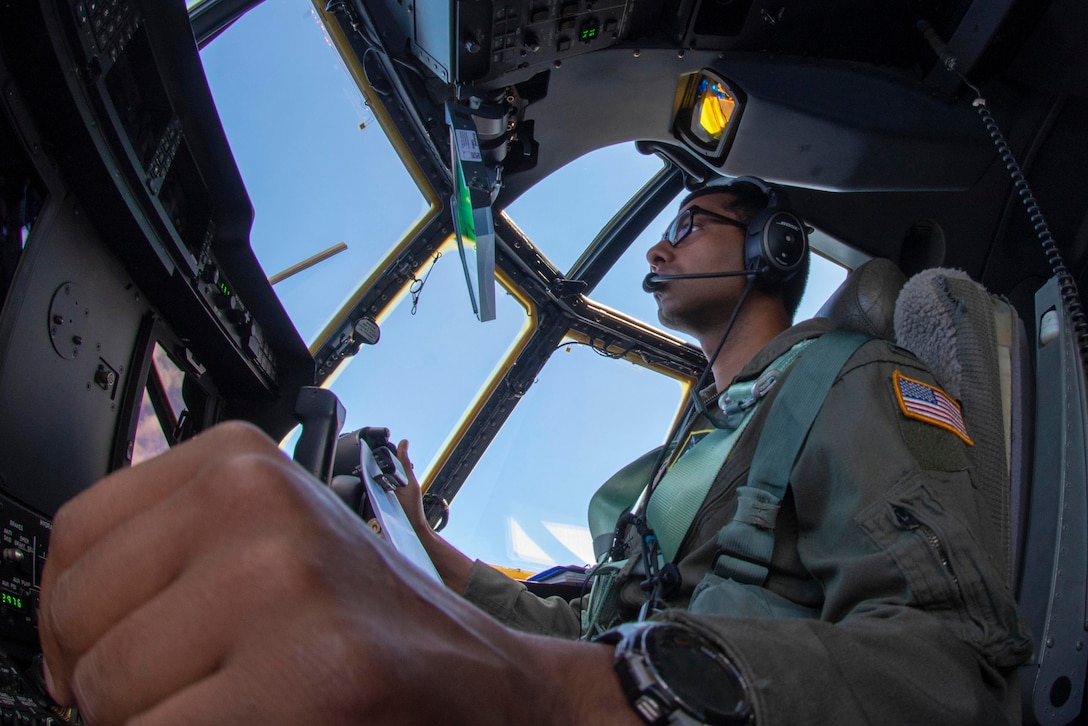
[{"x1": 196, "y1": 0, "x2": 846, "y2": 571}]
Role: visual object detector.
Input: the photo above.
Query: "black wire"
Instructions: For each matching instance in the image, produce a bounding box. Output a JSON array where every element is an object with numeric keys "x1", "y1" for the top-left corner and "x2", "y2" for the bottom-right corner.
[
  {"x1": 641, "y1": 276, "x2": 758, "y2": 507},
  {"x1": 597, "y1": 276, "x2": 759, "y2": 579},
  {"x1": 973, "y1": 99, "x2": 1088, "y2": 359},
  {"x1": 324, "y1": 0, "x2": 348, "y2": 15},
  {"x1": 556, "y1": 339, "x2": 626, "y2": 359},
  {"x1": 917, "y1": 18, "x2": 1088, "y2": 366},
  {"x1": 327, "y1": 0, "x2": 379, "y2": 48},
  {"x1": 589, "y1": 275, "x2": 758, "y2": 631},
  {"x1": 409, "y1": 251, "x2": 442, "y2": 314}
]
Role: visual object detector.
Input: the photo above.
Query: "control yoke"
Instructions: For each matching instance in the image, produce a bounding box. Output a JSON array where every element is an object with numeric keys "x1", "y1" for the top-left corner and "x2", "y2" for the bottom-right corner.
[
  {"x1": 292, "y1": 387, "x2": 346, "y2": 485},
  {"x1": 292, "y1": 388, "x2": 441, "y2": 582}
]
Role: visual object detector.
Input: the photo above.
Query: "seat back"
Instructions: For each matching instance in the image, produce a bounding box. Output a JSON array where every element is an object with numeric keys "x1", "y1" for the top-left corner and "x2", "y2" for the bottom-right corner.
[
  {"x1": 895, "y1": 269, "x2": 1088, "y2": 726},
  {"x1": 815, "y1": 257, "x2": 906, "y2": 338},
  {"x1": 894, "y1": 269, "x2": 1031, "y2": 725},
  {"x1": 894, "y1": 268, "x2": 1028, "y2": 587}
]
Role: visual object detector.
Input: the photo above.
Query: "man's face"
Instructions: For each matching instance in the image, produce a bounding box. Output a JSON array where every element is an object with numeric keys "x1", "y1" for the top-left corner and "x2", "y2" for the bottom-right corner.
[{"x1": 645, "y1": 191, "x2": 749, "y2": 335}]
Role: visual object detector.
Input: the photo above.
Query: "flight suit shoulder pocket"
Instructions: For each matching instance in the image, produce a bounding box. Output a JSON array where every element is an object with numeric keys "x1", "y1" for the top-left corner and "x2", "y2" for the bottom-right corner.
[{"x1": 856, "y1": 472, "x2": 1031, "y2": 668}]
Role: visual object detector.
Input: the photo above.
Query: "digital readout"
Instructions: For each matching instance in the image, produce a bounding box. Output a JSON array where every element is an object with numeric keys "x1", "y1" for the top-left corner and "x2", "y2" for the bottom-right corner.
[{"x1": 0, "y1": 590, "x2": 27, "y2": 614}]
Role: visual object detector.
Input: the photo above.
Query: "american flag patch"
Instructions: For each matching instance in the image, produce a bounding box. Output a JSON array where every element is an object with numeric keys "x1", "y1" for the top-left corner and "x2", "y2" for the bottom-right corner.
[{"x1": 893, "y1": 371, "x2": 973, "y2": 445}]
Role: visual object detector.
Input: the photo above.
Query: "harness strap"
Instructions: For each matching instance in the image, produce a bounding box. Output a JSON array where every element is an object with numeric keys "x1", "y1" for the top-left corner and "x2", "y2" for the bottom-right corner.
[
  {"x1": 713, "y1": 331, "x2": 868, "y2": 585},
  {"x1": 588, "y1": 447, "x2": 665, "y2": 562},
  {"x1": 644, "y1": 418, "x2": 754, "y2": 563},
  {"x1": 581, "y1": 340, "x2": 810, "y2": 631},
  {"x1": 645, "y1": 340, "x2": 813, "y2": 562}
]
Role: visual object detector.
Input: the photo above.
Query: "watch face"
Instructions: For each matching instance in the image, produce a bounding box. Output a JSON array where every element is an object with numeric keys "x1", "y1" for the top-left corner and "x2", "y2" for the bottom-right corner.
[{"x1": 645, "y1": 626, "x2": 747, "y2": 720}]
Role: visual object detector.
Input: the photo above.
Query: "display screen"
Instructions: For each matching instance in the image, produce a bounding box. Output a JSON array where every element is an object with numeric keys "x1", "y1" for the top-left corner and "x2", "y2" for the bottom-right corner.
[
  {"x1": 105, "y1": 28, "x2": 173, "y2": 172},
  {"x1": 0, "y1": 589, "x2": 28, "y2": 615}
]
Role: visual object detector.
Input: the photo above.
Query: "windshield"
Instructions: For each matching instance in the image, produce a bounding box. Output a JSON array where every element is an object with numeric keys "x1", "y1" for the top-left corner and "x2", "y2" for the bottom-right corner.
[
  {"x1": 199, "y1": 0, "x2": 428, "y2": 345},
  {"x1": 198, "y1": 0, "x2": 846, "y2": 571}
]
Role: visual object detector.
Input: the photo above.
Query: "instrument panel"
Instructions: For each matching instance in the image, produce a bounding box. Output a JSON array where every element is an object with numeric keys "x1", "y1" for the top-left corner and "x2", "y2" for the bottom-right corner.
[{"x1": 0, "y1": 1, "x2": 315, "y2": 716}]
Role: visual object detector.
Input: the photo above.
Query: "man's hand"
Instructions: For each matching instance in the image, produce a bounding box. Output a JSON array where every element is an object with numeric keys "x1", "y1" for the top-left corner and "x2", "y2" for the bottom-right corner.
[
  {"x1": 392, "y1": 439, "x2": 430, "y2": 535},
  {"x1": 37, "y1": 422, "x2": 633, "y2": 725},
  {"x1": 391, "y1": 439, "x2": 474, "y2": 595}
]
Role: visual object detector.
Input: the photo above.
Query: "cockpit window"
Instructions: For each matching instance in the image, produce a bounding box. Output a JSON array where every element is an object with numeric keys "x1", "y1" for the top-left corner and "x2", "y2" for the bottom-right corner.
[
  {"x1": 440, "y1": 342, "x2": 685, "y2": 570},
  {"x1": 197, "y1": 0, "x2": 849, "y2": 574},
  {"x1": 504, "y1": 143, "x2": 664, "y2": 274},
  {"x1": 434, "y1": 145, "x2": 846, "y2": 569},
  {"x1": 132, "y1": 344, "x2": 188, "y2": 465},
  {"x1": 198, "y1": 0, "x2": 427, "y2": 345},
  {"x1": 320, "y1": 243, "x2": 530, "y2": 476},
  {"x1": 0, "y1": 110, "x2": 44, "y2": 312},
  {"x1": 132, "y1": 389, "x2": 170, "y2": 466},
  {"x1": 506, "y1": 142, "x2": 847, "y2": 337}
]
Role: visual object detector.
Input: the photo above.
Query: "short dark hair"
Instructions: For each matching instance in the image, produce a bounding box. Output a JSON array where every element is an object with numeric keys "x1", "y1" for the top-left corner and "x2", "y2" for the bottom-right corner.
[{"x1": 679, "y1": 179, "x2": 810, "y2": 321}]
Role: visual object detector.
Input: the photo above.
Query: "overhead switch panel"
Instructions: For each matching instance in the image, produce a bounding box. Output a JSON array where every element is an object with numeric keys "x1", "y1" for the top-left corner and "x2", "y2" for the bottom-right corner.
[{"x1": 402, "y1": 0, "x2": 641, "y2": 89}]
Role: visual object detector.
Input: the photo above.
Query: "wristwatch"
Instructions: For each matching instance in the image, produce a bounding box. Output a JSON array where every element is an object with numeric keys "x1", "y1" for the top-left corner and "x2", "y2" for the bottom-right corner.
[{"x1": 598, "y1": 621, "x2": 753, "y2": 725}]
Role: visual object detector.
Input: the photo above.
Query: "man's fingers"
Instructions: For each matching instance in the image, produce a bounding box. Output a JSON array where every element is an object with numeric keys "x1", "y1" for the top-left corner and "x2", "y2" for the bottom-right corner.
[
  {"x1": 42, "y1": 447, "x2": 286, "y2": 673},
  {"x1": 45, "y1": 422, "x2": 279, "y2": 574},
  {"x1": 66, "y1": 554, "x2": 248, "y2": 724},
  {"x1": 39, "y1": 423, "x2": 313, "y2": 706},
  {"x1": 125, "y1": 635, "x2": 387, "y2": 726},
  {"x1": 65, "y1": 506, "x2": 361, "y2": 725},
  {"x1": 41, "y1": 483, "x2": 193, "y2": 699},
  {"x1": 396, "y1": 439, "x2": 416, "y2": 475},
  {"x1": 393, "y1": 439, "x2": 433, "y2": 535}
]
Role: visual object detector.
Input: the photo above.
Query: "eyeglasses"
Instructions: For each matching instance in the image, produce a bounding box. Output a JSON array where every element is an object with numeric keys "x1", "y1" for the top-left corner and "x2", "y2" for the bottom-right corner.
[{"x1": 661, "y1": 206, "x2": 748, "y2": 247}]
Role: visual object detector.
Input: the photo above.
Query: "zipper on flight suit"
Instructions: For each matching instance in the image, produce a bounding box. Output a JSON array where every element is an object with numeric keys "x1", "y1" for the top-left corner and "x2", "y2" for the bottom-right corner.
[{"x1": 892, "y1": 505, "x2": 962, "y2": 594}]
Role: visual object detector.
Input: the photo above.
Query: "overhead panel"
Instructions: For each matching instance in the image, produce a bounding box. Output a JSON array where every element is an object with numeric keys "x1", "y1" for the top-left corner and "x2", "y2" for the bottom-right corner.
[{"x1": 404, "y1": 0, "x2": 652, "y2": 88}]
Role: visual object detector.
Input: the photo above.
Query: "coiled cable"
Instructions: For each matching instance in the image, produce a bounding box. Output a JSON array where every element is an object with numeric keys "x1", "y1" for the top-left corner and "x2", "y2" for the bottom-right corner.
[
  {"x1": 918, "y1": 20, "x2": 1088, "y2": 366},
  {"x1": 973, "y1": 99, "x2": 1088, "y2": 357}
]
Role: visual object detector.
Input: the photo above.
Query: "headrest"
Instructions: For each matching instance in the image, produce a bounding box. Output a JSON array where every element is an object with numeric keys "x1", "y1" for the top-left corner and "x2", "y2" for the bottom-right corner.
[
  {"x1": 893, "y1": 268, "x2": 989, "y2": 400},
  {"x1": 815, "y1": 258, "x2": 907, "y2": 339}
]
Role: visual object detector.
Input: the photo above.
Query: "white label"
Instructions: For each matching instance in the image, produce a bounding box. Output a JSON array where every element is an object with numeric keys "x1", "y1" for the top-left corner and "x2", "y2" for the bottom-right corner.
[{"x1": 455, "y1": 129, "x2": 482, "y2": 163}]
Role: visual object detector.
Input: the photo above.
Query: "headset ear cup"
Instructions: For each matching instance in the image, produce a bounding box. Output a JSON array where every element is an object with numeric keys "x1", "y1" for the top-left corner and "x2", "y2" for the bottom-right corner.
[
  {"x1": 744, "y1": 208, "x2": 772, "y2": 281},
  {"x1": 744, "y1": 208, "x2": 808, "y2": 287},
  {"x1": 701, "y1": 176, "x2": 809, "y2": 288}
]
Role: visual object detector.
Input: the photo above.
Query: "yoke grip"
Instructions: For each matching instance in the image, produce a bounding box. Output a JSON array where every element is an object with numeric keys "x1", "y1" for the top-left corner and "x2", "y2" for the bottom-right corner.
[{"x1": 292, "y1": 386, "x2": 346, "y2": 485}]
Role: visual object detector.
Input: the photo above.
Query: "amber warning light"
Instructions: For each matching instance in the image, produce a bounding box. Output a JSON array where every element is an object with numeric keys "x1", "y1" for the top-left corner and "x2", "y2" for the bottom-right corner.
[{"x1": 672, "y1": 70, "x2": 744, "y2": 162}]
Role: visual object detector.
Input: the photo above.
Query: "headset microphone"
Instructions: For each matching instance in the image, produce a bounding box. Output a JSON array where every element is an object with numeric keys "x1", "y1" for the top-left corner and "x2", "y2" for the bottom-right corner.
[{"x1": 642, "y1": 270, "x2": 756, "y2": 293}]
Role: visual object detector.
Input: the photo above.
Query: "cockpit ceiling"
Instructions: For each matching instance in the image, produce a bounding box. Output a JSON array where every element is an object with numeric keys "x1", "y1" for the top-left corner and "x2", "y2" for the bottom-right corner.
[
  {"x1": 368, "y1": 0, "x2": 1017, "y2": 91},
  {"x1": 342, "y1": 0, "x2": 1066, "y2": 198},
  {"x1": 330, "y1": 0, "x2": 1085, "y2": 299}
]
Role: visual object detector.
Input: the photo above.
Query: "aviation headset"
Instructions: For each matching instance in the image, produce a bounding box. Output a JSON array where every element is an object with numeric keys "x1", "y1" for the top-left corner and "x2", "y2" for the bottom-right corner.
[{"x1": 684, "y1": 175, "x2": 809, "y2": 289}]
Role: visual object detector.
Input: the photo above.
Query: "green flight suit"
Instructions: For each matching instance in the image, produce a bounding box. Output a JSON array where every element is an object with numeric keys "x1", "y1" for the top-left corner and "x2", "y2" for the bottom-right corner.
[{"x1": 461, "y1": 318, "x2": 1032, "y2": 724}]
